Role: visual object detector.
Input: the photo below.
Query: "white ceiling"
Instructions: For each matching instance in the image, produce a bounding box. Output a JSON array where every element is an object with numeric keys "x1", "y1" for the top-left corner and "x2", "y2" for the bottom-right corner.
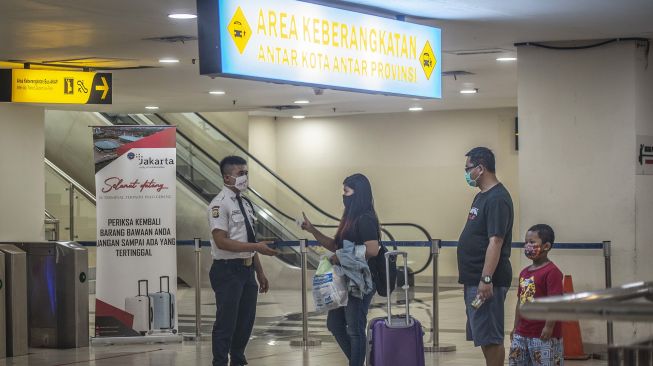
[{"x1": 0, "y1": 0, "x2": 651, "y2": 116}]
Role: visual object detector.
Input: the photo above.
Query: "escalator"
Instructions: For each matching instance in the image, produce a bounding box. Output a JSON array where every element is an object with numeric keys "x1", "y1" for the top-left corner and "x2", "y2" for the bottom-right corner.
[
  {"x1": 101, "y1": 112, "x2": 434, "y2": 274},
  {"x1": 102, "y1": 112, "x2": 326, "y2": 268},
  {"x1": 45, "y1": 109, "x2": 434, "y2": 274}
]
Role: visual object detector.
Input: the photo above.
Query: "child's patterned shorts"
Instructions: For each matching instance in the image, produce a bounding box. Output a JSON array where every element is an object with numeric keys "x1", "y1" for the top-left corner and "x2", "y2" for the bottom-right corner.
[{"x1": 509, "y1": 333, "x2": 564, "y2": 366}]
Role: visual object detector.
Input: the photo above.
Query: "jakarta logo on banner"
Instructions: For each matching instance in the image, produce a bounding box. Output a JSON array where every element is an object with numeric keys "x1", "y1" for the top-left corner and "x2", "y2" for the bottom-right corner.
[{"x1": 92, "y1": 125, "x2": 178, "y2": 337}]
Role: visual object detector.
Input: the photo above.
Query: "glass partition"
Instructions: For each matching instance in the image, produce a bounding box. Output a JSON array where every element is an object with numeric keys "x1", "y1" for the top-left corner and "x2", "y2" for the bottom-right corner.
[{"x1": 45, "y1": 159, "x2": 98, "y2": 268}]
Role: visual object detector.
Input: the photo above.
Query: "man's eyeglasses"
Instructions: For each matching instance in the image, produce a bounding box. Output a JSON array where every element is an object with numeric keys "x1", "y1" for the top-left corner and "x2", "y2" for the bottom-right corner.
[{"x1": 464, "y1": 165, "x2": 479, "y2": 172}]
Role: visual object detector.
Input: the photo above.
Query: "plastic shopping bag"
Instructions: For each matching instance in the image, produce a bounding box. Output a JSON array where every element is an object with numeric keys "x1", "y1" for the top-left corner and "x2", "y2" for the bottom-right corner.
[{"x1": 312, "y1": 258, "x2": 348, "y2": 312}]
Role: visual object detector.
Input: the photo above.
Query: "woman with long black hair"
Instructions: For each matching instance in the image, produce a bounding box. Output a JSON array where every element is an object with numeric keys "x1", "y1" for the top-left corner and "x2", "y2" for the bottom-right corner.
[{"x1": 301, "y1": 173, "x2": 380, "y2": 366}]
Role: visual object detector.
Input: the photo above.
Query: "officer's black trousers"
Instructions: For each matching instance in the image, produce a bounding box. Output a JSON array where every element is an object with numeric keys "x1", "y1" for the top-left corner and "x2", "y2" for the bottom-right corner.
[{"x1": 210, "y1": 260, "x2": 258, "y2": 366}]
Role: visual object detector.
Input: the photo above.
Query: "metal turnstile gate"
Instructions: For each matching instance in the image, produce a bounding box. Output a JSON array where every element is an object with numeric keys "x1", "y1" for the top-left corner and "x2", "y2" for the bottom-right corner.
[
  {"x1": 0, "y1": 244, "x2": 28, "y2": 357},
  {"x1": 15, "y1": 242, "x2": 89, "y2": 348}
]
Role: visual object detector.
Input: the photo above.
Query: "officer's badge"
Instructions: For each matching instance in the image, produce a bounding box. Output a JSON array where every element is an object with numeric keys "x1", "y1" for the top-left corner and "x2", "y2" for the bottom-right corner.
[{"x1": 211, "y1": 206, "x2": 220, "y2": 218}]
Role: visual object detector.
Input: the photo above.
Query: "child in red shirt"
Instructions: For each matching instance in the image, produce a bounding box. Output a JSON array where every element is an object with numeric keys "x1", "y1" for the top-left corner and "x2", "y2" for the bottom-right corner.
[{"x1": 509, "y1": 224, "x2": 564, "y2": 366}]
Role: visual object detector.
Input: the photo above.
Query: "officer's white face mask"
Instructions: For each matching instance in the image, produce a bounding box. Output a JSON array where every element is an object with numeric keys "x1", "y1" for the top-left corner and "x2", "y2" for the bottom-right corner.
[{"x1": 227, "y1": 175, "x2": 249, "y2": 192}]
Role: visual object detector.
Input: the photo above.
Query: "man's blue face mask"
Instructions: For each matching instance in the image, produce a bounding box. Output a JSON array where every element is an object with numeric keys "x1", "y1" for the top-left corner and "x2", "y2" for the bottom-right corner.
[
  {"x1": 464, "y1": 165, "x2": 480, "y2": 187},
  {"x1": 465, "y1": 170, "x2": 477, "y2": 187}
]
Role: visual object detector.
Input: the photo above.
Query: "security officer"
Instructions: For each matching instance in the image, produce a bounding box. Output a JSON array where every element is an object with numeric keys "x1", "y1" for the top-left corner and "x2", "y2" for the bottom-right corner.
[{"x1": 208, "y1": 155, "x2": 278, "y2": 366}]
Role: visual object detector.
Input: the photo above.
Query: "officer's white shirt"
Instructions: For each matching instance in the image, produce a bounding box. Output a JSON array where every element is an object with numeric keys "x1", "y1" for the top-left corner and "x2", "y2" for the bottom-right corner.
[{"x1": 207, "y1": 187, "x2": 257, "y2": 260}]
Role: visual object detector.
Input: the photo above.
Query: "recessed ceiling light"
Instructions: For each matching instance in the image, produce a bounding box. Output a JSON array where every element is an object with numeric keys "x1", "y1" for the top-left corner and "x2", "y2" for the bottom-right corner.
[
  {"x1": 496, "y1": 57, "x2": 517, "y2": 62},
  {"x1": 209, "y1": 90, "x2": 226, "y2": 95},
  {"x1": 460, "y1": 89, "x2": 478, "y2": 94},
  {"x1": 159, "y1": 58, "x2": 180, "y2": 63},
  {"x1": 168, "y1": 13, "x2": 197, "y2": 19},
  {"x1": 292, "y1": 115, "x2": 306, "y2": 119},
  {"x1": 145, "y1": 106, "x2": 159, "y2": 110},
  {"x1": 408, "y1": 107, "x2": 423, "y2": 112},
  {"x1": 294, "y1": 100, "x2": 310, "y2": 104}
]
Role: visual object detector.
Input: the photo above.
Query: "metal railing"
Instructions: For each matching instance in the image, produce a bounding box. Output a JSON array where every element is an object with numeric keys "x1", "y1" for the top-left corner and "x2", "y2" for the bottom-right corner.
[
  {"x1": 174, "y1": 238, "x2": 454, "y2": 352},
  {"x1": 520, "y1": 281, "x2": 653, "y2": 323},
  {"x1": 521, "y1": 281, "x2": 653, "y2": 365},
  {"x1": 44, "y1": 158, "x2": 96, "y2": 204},
  {"x1": 45, "y1": 158, "x2": 96, "y2": 241},
  {"x1": 519, "y1": 280, "x2": 653, "y2": 366},
  {"x1": 44, "y1": 209, "x2": 60, "y2": 241}
]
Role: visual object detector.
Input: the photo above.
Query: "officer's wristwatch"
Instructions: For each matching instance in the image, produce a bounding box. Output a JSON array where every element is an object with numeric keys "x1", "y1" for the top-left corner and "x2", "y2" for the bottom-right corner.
[{"x1": 481, "y1": 275, "x2": 492, "y2": 284}]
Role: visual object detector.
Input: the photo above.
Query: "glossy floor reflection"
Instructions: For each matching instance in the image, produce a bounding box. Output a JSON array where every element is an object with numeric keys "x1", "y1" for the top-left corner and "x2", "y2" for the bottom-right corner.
[{"x1": 1, "y1": 285, "x2": 607, "y2": 365}]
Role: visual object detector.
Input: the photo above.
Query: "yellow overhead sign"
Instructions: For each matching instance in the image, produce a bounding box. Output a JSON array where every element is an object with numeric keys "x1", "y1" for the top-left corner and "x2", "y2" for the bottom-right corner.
[
  {"x1": 198, "y1": 0, "x2": 442, "y2": 98},
  {"x1": 0, "y1": 69, "x2": 112, "y2": 104}
]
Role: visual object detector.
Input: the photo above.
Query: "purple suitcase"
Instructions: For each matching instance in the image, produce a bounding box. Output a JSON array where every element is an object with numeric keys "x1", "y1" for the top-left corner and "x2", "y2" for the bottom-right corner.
[{"x1": 367, "y1": 251, "x2": 425, "y2": 366}]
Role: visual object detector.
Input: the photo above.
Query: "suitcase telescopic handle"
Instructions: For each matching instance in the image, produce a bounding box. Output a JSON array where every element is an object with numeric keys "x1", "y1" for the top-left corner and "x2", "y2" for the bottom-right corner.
[
  {"x1": 138, "y1": 279, "x2": 149, "y2": 297},
  {"x1": 160, "y1": 275, "x2": 170, "y2": 293},
  {"x1": 385, "y1": 251, "x2": 411, "y2": 327},
  {"x1": 170, "y1": 300, "x2": 175, "y2": 328}
]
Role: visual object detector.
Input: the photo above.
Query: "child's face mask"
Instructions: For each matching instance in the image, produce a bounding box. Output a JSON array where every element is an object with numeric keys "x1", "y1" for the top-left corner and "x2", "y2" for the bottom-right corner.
[
  {"x1": 524, "y1": 243, "x2": 542, "y2": 259},
  {"x1": 524, "y1": 230, "x2": 547, "y2": 260}
]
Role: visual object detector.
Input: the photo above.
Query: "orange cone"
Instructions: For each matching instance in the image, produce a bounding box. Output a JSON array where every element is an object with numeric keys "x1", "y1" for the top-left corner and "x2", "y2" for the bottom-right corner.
[{"x1": 561, "y1": 275, "x2": 590, "y2": 360}]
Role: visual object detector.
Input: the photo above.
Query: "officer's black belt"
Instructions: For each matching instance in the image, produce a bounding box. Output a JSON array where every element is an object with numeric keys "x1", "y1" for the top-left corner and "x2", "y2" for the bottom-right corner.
[{"x1": 215, "y1": 257, "x2": 253, "y2": 267}]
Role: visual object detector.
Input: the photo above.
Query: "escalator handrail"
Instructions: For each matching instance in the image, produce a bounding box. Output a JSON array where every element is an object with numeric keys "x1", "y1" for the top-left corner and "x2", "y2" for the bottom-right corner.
[
  {"x1": 186, "y1": 112, "x2": 342, "y2": 221},
  {"x1": 159, "y1": 115, "x2": 416, "y2": 244},
  {"x1": 175, "y1": 170, "x2": 319, "y2": 269},
  {"x1": 156, "y1": 113, "x2": 434, "y2": 274},
  {"x1": 160, "y1": 113, "x2": 434, "y2": 241},
  {"x1": 107, "y1": 112, "x2": 308, "y2": 248}
]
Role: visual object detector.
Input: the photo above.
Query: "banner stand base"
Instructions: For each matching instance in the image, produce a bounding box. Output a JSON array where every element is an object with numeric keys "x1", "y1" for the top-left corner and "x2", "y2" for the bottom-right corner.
[{"x1": 91, "y1": 335, "x2": 183, "y2": 346}]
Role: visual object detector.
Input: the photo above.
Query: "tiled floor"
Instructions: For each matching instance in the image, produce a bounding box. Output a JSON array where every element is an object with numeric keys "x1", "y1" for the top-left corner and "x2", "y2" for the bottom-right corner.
[{"x1": 1, "y1": 285, "x2": 608, "y2": 365}]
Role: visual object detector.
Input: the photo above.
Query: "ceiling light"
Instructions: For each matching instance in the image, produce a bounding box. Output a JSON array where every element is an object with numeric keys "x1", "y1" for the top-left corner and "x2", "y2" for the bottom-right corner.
[
  {"x1": 460, "y1": 89, "x2": 478, "y2": 94},
  {"x1": 292, "y1": 115, "x2": 306, "y2": 119},
  {"x1": 168, "y1": 13, "x2": 197, "y2": 19},
  {"x1": 145, "y1": 106, "x2": 159, "y2": 110},
  {"x1": 159, "y1": 58, "x2": 180, "y2": 63},
  {"x1": 209, "y1": 90, "x2": 226, "y2": 95},
  {"x1": 496, "y1": 57, "x2": 517, "y2": 62},
  {"x1": 294, "y1": 100, "x2": 310, "y2": 104},
  {"x1": 408, "y1": 107, "x2": 423, "y2": 112}
]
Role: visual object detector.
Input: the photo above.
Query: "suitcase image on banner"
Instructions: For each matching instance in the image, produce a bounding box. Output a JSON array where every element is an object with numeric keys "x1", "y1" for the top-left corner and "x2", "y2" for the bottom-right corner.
[
  {"x1": 124, "y1": 280, "x2": 152, "y2": 335},
  {"x1": 367, "y1": 251, "x2": 425, "y2": 366},
  {"x1": 149, "y1": 275, "x2": 176, "y2": 333}
]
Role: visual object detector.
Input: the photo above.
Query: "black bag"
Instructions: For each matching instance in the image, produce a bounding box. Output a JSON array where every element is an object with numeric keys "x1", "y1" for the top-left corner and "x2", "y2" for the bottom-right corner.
[{"x1": 370, "y1": 243, "x2": 397, "y2": 297}]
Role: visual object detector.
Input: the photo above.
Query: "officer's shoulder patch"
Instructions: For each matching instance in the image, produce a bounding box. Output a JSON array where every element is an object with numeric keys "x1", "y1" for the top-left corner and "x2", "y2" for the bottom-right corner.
[{"x1": 211, "y1": 206, "x2": 220, "y2": 218}]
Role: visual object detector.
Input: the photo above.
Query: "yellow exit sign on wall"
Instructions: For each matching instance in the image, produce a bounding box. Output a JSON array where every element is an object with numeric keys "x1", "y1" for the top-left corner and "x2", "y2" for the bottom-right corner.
[{"x1": 0, "y1": 69, "x2": 112, "y2": 104}]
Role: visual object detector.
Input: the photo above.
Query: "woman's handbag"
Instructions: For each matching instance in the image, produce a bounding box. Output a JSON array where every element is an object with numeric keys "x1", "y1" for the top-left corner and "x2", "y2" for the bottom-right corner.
[{"x1": 370, "y1": 243, "x2": 397, "y2": 297}]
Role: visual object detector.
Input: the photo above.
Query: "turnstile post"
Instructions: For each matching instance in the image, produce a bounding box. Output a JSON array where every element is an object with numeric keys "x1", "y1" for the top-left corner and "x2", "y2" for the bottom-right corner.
[
  {"x1": 0, "y1": 251, "x2": 6, "y2": 359},
  {"x1": 0, "y1": 244, "x2": 28, "y2": 357}
]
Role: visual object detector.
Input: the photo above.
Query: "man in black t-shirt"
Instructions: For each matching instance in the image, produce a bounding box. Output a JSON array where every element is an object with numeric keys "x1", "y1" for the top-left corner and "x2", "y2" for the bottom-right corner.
[{"x1": 458, "y1": 147, "x2": 513, "y2": 366}]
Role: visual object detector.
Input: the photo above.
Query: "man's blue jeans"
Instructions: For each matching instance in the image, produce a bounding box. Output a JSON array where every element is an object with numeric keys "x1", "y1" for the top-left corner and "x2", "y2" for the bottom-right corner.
[{"x1": 327, "y1": 290, "x2": 375, "y2": 366}]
